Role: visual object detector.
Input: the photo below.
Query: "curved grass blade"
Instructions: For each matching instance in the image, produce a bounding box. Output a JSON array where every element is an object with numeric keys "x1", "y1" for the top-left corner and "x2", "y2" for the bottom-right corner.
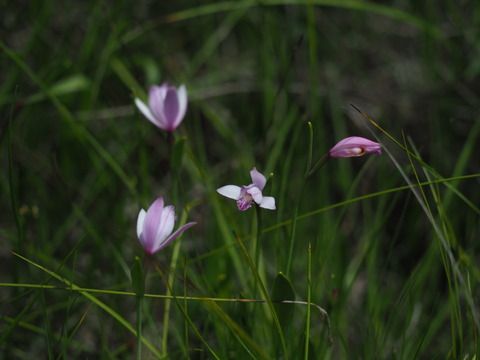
[
  {"x1": 234, "y1": 232, "x2": 289, "y2": 359},
  {"x1": 0, "y1": 40, "x2": 136, "y2": 197},
  {"x1": 122, "y1": 0, "x2": 444, "y2": 51},
  {"x1": 12, "y1": 252, "x2": 161, "y2": 358},
  {"x1": 350, "y1": 104, "x2": 480, "y2": 215},
  {"x1": 272, "y1": 272, "x2": 296, "y2": 331},
  {"x1": 154, "y1": 264, "x2": 221, "y2": 360}
]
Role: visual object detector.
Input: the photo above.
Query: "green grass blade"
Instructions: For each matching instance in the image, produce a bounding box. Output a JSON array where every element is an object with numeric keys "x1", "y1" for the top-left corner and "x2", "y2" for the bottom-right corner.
[
  {"x1": 234, "y1": 232, "x2": 289, "y2": 359},
  {"x1": 203, "y1": 300, "x2": 272, "y2": 359},
  {"x1": 304, "y1": 244, "x2": 312, "y2": 360},
  {"x1": 442, "y1": 117, "x2": 480, "y2": 209},
  {"x1": 139, "y1": 0, "x2": 443, "y2": 38},
  {"x1": 12, "y1": 252, "x2": 162, "y2": 358},
  {"x1": 156, "y1": 266, "x2": 221, "y2": 360},
  {"x1": 262, "y1": 174, "x2": 480, "y2": 236},
  {"x1": 0, "y1": 40, "x2": 137, "y2": 197},
  {"x1": 351, "y1": 104, "x2": 480, "y2": 215}
]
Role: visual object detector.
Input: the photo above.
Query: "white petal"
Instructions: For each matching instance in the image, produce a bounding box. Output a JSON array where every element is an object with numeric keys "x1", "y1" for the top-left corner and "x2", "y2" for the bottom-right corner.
[
  {"x1": 217, "y1": 185, "x2": 242, "y2": 200},
  {"x1": 259, "y1": 196, "x2": 276, "y2": 210},
  {"x1": 135, "y1": 98, "x2": 161, "y2": 127},
  {"x1": 136, "y1": 209, "x2": 146, "y2": 241}
]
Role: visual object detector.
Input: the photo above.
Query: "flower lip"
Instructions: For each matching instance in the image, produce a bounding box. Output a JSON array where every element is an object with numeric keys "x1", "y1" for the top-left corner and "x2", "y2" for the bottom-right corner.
[
  {"x1": 137, "y1": 197, "x2": 196, "y2": 255},
  {"x1": 329, "y1": 136, "x2": 382, "y2": 158}
]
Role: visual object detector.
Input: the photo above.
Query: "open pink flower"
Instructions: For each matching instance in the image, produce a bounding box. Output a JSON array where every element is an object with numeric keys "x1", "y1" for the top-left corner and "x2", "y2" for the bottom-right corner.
[
  {"x1": 135, "y1": 83, "x2": 187, "y2": 132},
  {"x1": 136, "y1": 197, "x2": 196, "y2": 255},
  {"x1": 329, "y1": 136, "x2": 382, "y2": 158},
  {"x1": 217, "y1": 167, "x2": 276, "y2": 211}
]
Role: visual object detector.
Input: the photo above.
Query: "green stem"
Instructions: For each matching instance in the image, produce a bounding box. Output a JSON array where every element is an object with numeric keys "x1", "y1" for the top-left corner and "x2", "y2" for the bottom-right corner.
[
  {"x1": 135, "y1": 295, "x2": 143, "y2": 360},
  {"x1": 307, "y1": 152, "x2": 330, "y2": 178},
  {"x1": 287, "y1": 121, "x2": 318, "y2": 276},
  {"x1": 162, "y1": 131, "x2": 179, "y2": 355},
  {"x1": 304, "y1": 243, "x2": 312, "y2": 359},
  {"x1": 286, "y1": 180, "x2": 305, "y2": 277},
  {"x1": 254, "y1": 205, "x2": 262, "y2": 271},
  {"x1": 290, "y1": 153, "x2": 329, "y2": 278},
  {"x1": 131, "y1": 256, "x2": 146, "y2": 360}
]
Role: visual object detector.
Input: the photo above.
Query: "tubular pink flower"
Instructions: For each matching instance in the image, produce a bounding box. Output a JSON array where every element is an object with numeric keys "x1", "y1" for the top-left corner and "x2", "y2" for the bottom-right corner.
[
  {"x1": 136, "y1": 197, "x2": 196, "y2": 255},
  {"x1": 135, "y1": 83, "x2": 188, "y2": 132},
  {"x1": 329, "y1": 136, "x2": 382, "y2": 158},
  {"x1": 216, "y1": 167, "x2": 276, "y2": 211}
]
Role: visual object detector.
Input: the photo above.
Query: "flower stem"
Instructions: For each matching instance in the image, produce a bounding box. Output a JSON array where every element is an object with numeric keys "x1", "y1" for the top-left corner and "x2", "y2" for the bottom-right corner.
[
  {"x1": 286, "y1": 180, "x2": 305, "y2": 277},
  {"x1": 304, "y1": 243, "x2": 312, "y2": 360},
  {"x1": 307, "y1": 152, "x2": 330, "y2": 178},
  {"x1": 131, "y1": 256, "x2": 145, "y2": 360},
  {"x1": 254, "y1": 204, "x2": 262, "y2": 271},
  {"x1": 135, "y1": 295, "x2": 143, "y2": 360}
]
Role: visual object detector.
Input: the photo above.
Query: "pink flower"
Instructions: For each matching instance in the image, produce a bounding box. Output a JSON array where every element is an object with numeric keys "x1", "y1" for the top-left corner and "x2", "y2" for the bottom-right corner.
[
  {"x1": 135, "y1": 83, "x2": 187, "y2": 132},
  {"x1": 329, "y1": 136, "x2": 382, "y2": 158},
  {"x1": 217, "y1": 167, "x2": 276, "y2": 211},
  {"x1": 136, "y1": 197, "x2": 196, "y2": 255}
]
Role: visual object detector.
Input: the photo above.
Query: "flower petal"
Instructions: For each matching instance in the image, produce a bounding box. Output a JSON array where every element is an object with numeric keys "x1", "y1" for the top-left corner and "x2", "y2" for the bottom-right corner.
[
  {"x1": 135, "y1": 98, "x2": 161, "y2": 127},
  {"x1": 142, "y1": 197, "x2": 165, "y2": 253},
  {"x1": 173, "y1": 85, "x2": 188, "y2": 129},
  {"x1": 149, "y1": 85, "x2": 168, "y2": 129},
  {"x1": 151, "y1": 205, "x2": 175, "y2": 253},
  {"x1": 157, "y1": 221, "x2": 197, "y2": 252},
  {"x1": 217, "y1": 185, "x2": 242, "y2": 200},
  {"x1": 163, "y1": 87, "x2": 180, "y2": 131},
  {"x1": 259, "y1": 196, "x2": 276, "y2": 210},
  {"x1": 137, "y1": 209, "x2": 146, "y2": 243},
  {"x1": 250, "y1": 167, "x2": 266, "y2": 190}
]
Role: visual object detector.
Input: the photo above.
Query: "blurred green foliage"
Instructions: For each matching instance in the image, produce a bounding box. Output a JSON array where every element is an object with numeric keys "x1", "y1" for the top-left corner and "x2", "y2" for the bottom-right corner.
[{"x1": 1, "y1": 1, "x2": 479, "y2": 359}]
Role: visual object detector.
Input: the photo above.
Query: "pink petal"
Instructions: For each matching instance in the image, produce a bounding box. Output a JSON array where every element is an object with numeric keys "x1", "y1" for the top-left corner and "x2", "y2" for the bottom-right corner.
[
  {"x1": 151, "y1": 205, "x2": 175, "y2": 253},
  {"x1": 250, "y1": 167, "x2": 266, "y2": 190},
  {"x1": 163, "y1": 87, "x2": 180, "y2": 130},
  {"x1": 148, "y1": 85, "x2": 168, "y2": 129},
  {"x1": 217, "y1": 185, "x2": 242, "y2": 200},
  {"x1": 259, "y1": 196, "x2": 276, "y2": 210},
  {"x1": 156, "y1": 222, "x2": 197, "y2": 252},
  {"x1": 142, "y1": 197, "x2": 165, "y2": 253}
]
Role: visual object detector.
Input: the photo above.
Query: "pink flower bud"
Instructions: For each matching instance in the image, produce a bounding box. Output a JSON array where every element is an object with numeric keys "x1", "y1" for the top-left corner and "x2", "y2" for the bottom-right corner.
[{"x1": 329, "y1": 136, "x2": 382, "y2": 158}]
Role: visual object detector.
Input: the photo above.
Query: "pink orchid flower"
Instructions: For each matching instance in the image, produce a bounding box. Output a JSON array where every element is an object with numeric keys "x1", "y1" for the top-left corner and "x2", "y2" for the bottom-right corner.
[
  {"x1": 135, "y1": 83, "x2": 187, "y2": 132},
  {"x1": 329, "y1": 136, "x2": 382, "y2": 158},
  {"x1": 217, "y1": 167, "x2": 276, "y2": 211},
  {"x1": 137, "y1": 197, "x2": 196, "y2": 255}
]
